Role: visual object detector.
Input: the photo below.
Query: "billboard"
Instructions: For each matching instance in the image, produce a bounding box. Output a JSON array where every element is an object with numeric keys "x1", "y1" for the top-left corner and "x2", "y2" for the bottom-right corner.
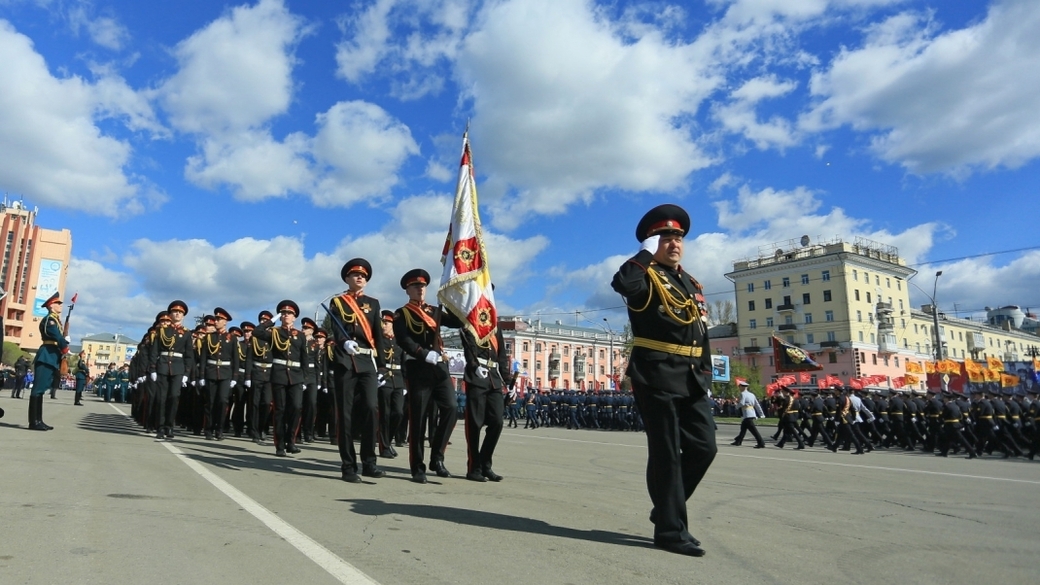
[
  {"x1": 711, "y1": 354, "x2": 731, "y2": 382},
  {"x1": 32, "y1": 259, "x2": 63, "y2": 317}
]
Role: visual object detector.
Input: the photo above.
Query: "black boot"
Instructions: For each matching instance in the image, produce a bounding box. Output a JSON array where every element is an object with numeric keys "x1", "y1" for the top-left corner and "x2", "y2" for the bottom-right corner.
[
  {"x1": 36, "y1": 395, "x2": 53, "y2": 430},
  {"x1": 28, "y1": 396, "x2": 48, "y2": 431}
]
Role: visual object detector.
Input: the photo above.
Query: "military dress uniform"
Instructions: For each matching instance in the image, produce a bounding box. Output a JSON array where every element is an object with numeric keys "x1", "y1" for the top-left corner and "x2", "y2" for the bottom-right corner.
[
  {"x1": 377, "y1": 311, "x2": 405, "y2": 458},
  {"x1": 247, "y1": 312, "x2": 275, "y2": 443},
  {"x1": 610, "y1": 204, "x2": 715, "y2": 557},
  {"x1": 200, "y1": 308, "x2": 241, "y2": 440},
  {"x1": 328, "y1": 259, "x2": 387, "y2": 482},
  {"x1": 149, "y1": 302, "x2": 196, "y2": 440},
  {"x1": 299, "y1": 318, "x2": 322, "y2": 444},
  {"x1": 29, "y1": 292, "x2": 68, "y2": 430},
  {"x1": 393, "y1": 269, "x2": 457, "y2": 483},
  {"x1": 254, "y1": 301, "x2": 309, "y2": 457},
  {"x1": 72, "y1": 356, "x2": 90, "y2": 406}
]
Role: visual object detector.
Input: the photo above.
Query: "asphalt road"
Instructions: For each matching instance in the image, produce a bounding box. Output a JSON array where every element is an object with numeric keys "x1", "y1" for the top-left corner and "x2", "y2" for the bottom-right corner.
[{"x1": 2, "y1": 392, "x2": 1038, "y2": 585}]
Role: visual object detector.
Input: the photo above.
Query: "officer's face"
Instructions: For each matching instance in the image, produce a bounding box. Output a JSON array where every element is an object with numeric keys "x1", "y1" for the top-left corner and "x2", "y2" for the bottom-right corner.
[
  {"x1": 280, "y1": 311, "x2": 295, "y2": 328},
  {"x1": 653, "y1": 234, "x2": 683, "y2": 268},
  {"x1": 346, "y1": 272, "x2": 367, "y2": 293},
  {"x1": 407, "y1": 283, "x2": 426, "y2": 304}
]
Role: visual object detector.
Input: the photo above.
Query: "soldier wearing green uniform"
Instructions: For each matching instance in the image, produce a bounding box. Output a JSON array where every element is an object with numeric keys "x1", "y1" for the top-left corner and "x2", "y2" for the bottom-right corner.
[{"x1": 29, "y1": 292, "x2": 68, "y2": 430}]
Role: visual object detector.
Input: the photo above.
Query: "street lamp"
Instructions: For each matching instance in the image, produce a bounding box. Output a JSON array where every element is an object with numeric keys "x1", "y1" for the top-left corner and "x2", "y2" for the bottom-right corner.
[
  {"x1": 932, "y1": 271, "x2": 943, "y2": 361},
  {"x1": 603, "y1": 318, "x2": 616, "y2": 391}
]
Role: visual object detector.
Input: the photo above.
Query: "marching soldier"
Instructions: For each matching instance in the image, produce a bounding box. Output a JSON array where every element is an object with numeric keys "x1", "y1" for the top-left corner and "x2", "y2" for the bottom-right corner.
[
  {"x1": 327, "y1": 259, "x2": 386, "y2": 483},
  {"x1": 299, "y1": 317, "x2": 320, "y2": 444},
  {"x1": 246, "y1": 311, "x2": 276, "y2": 444},
  {"x1": 377, "y1": 310, "x2": 405, "y2": 459},
  {"x1": 149, "y1": 301, "x2": 195, "y2": 440},
  {"x1": 230, "y1": 322, "x2": 254, "y2": 437},
  {"x1": 393, "y1": 268, "x2": 458, "y2": 483},
  {"x1": 200, "y1": 308, "x2": 240, "y2": 441},
  {"x1": 254, "y1": 300, "x2": 308, "y2": 457},
  {"x1": 72, "y1": 350, "x2": 90, "y2": 406}
]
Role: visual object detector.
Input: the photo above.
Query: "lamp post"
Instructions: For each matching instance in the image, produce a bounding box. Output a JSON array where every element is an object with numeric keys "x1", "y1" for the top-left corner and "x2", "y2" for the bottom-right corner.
[
  {"x1": 932, "y1": 271, "x2": 943, "y2": 361},
  {"x1": 603, "y1": 318, "x2": 616, "y2": 391}
]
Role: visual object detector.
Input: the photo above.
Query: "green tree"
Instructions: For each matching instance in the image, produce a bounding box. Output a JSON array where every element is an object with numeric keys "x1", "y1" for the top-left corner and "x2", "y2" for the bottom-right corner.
[
  {"x1": 715, "y1": 360, "x2": 765, "y2": 400},
  {"x1": 2, "y1": 341, "x2": 30, "y2": 367}
]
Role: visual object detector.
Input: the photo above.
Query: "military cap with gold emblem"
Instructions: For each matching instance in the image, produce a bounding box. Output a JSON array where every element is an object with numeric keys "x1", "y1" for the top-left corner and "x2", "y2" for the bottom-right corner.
[
  {"x1": 258, "y1": 310, "x2": 274, "y2": 322},
  {"x1": 380, "y1": 309, "x2": 395, "y2": 323},
  {"x1": 167, "y1": 300, "x2": 189, "y2": 315},
  {"x1": 42, "y1": 291, "x2": 62, "y2": 308},
  {"x1": 213, "y1": 307, "x2": 232, "y2": 321},
  {"x1": 300, "y1": 317, "x2": 317, "y2": 330},
  {"x1": 240, "y1": 321, "x2": 255, "y2": 332},
  {"x1": 400, "y1": 268, "x2": 431, "y2": 289},
  {"x1": 635, "y1": 203, "x2": 690, "y2": 242},
  {"x1": 228, "y1": 326, "x2": 243, "y2": 337},
  {"x1": 341, "y1": 258, "x2": 373, "y2": 282},
  {"x1": 276, "y1": 299, "x2": 300, "y2": 317}
]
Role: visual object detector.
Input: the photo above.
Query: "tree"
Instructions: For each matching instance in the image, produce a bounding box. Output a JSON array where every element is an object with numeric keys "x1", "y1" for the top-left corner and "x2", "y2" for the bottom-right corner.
[
  {"x1": 716, "y1": 360, "x2": 765, "y2": 400},
  {"x1": 706, "y1": 299, "x2": 735, "y2": 326},
  {"x1": 2, "y1": 341, "x2": 30, "y2": 367}
]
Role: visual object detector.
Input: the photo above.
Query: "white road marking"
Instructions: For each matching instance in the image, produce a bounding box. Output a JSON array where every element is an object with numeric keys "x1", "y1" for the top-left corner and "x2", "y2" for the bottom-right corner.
[
  {"x1": 109, "y1": 403, "x2": 381, "y2": 585},
  {"x1": 506, "y1": 431, "x2": 1040, "y2": 485}
]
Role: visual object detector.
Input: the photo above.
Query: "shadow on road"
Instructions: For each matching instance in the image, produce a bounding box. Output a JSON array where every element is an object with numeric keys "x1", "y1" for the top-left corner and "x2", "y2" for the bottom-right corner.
[
  {"x1": 341, "y1": 498, "x2": 654, "y2": 549},
  {"x1": 178, "y1": 442, "x2": 348, "y2": 481},
  {"x1": 77, "y1": 412, "x2": 146, "y2": 437}
]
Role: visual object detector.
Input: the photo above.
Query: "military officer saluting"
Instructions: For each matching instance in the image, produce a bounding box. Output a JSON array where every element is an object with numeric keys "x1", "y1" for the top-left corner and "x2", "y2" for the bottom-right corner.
[
  {"x1": 611, "y1": 204, "x2": 716, "y2": 558},
  {"x1": 328, "y1": 259, "x2": 387, "y2": 483},
  {"x1": 28, "y1": 292, "x2": 68, "y2": 431}
]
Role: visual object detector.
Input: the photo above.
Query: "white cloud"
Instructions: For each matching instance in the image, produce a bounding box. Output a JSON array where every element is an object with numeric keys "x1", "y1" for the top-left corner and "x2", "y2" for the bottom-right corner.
[
  {"x1": 0, "y1": 20, "x2": 154, "y2": 216},
  {"x1": 713, "y1": 75, "x2": 799, "y2": 149},
  {"x1": 68, "y1": 4, "x2": 129, "y2": 50},
  {"x1": 458, "y1": 0, "x2": 718, "y2": 226},
  {"x1": 802, "y1": 0, "x2": 1040, "y2": 174},
  {"x1": 158, "y1": 0, "x2": 304, "y2": 136},
  {"x1": 334, "y1": 0, "x2": 471, "y2": 99}
]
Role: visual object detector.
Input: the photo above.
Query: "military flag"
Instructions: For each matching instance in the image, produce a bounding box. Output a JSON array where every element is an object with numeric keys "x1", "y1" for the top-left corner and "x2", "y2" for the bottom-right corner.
[
  {"x1": 986, "y1": 356, "x2": 1004, "y2": 372},
  {"x1": 772, "y1": 336, "x2": 823, "y2": 373},
  {"x1": 438, "y1": 132, "x2": 498, "y2": 346}
]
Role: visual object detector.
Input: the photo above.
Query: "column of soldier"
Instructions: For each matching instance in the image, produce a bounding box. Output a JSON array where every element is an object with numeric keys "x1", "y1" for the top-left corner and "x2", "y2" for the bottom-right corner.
[
  {"x1": 120, "y1": 260, "x2": 514, "y2": 484},
  {"x1": 515, "y1": 389, "x2": 644, "y2": 431},
  {"x1": 743, "y1": 384, "x2": 1040, "y2": 459}
]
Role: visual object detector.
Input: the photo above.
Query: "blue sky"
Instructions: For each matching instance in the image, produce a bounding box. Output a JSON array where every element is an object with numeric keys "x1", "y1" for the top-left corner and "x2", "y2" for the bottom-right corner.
[{"x1": 1, "y1": 0, "x2": 1038, "y2": 340}]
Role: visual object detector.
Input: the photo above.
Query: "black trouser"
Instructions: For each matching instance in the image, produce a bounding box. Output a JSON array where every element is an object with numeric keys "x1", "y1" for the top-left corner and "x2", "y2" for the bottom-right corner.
[
  {"x1": 776, "y1": 415, "x2": 804, "y2": 448},
  {"x1": 733, "y1": 417, "x2": 764, "y2": 446},
  {"x1": 941, "y1": 423, "x2": 976, "y2": 456},
  {"x1": 249, "y1": 379, "x2": 272, "y2": 439},
  {"x1": 272, "y1": 382, "x2": 303, "y2": 450},
  {"x1": 206, "y1": 378, "x2": 232, "y2": 435},
  {"x1": 155, "y1": 374, "x2": 184, "y2": 432},
  {"x1": 332, "y1": 364, "x2": 380, "y2": 474},
  {"x1": 632, "y1": 383, "x2": 717, "y2": 546},
  {"x1": 464, "y1": 384, "x2": 504, "y2": 474},
  {"x1": 837, "y1": 421, "x2": 863, "y2": 453},
  {"x1": 851, "y1": 422, "x2": 872, "y2": 451},
  {"x1": 885, "y1": 415, "x2": 908, "y2": 448},
  {"x1": 807, "y1": 416, "x2": 833, "y2": 448},
  {"x1": 377, "y1": 384, "x2": 404, "y2": 451},
  {"x1": 300, "y1": 382, "x2": 318, "y2": 441},
  {"x1": 74, "y1": 377, "x2": 85, "y2": 404},
  {"x1": 228, "y1": 381, "x2": 248, "y2": 435},
  {"x1": 404, "y1": 368, "x2": 457, "y2": 475}
]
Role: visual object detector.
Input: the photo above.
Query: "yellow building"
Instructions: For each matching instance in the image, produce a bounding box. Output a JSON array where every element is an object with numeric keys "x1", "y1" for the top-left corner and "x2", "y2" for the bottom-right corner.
[
  {"x1": 725, "y1": 236, "x2": 1039, "y2": 392},
  {"x1": 0, "y1": 199, "x2": 73, "y2": 352},
  {"x1": 80, "y1": 333, "x2": 139, "y2": 378}
]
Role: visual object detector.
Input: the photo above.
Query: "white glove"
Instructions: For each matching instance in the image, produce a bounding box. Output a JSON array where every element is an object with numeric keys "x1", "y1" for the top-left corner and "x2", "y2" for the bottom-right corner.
[
  {"x1": 424, "y1": 351, "x2": 439, "y2": 364},
  {"x1": 344, "y1": 340, "x2": 359, "y2": 355},
  {"x1": 378, "y1": 374, "x2": 385, "y2": 386},
  {"x1": 476, "y1": 366, "x2": 489, "y2": 379},
  {"x1": 245, "y1": 380, "x2": 252, "y2": 388},
  {"x1": 182, "y1": 376, "x2": 188, "y2": 385},
  {"x1": 322, "y1": 387, "x2": 328, "y2": 394},
  {"x1": 199, "y1": 379, "x2": 206, "y2": 387},
  {"x1": 230, "y1": 380, "x2": 237, "y2": 388},
  {"x1": 640, "y1": 234, "x2": 660, "y2": 254},
  {"x1": 65, "y1": 336, "x2": 72, "y2": 343},
  {"x1": 149, "y1": 372, "x2": 157, "y2": 382}
]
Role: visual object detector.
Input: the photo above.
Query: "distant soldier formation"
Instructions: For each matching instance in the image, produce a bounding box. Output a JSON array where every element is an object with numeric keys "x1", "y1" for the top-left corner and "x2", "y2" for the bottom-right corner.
[
  {"x1": 518, "y1": 388, "x2": 643, "y2": 432},
  {"x1": 735, "y1": 384, "x2": 1040, "y2": 460}
]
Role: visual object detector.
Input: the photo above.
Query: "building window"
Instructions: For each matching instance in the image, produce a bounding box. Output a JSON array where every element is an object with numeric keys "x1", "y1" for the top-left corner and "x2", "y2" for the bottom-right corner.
[
  {"x1": 522, "y1": 342, "x2": 529, "y2": 351},
  {"x1": 857, "y1": 310, "x2": 862, "y2": 322},
  {"x1": 783, "y1": 295, "x2": 792, "y2": 306},
  {"x1": 854, "y1": 290, "x2": 860, "y2": 301},
  {"x1": 785, "y1": 336, "x2": 795, "y2": 344},
  {"x1": 765, "y1": 317, "x2": 773, "y2": 327},
  {"x1": 764, "y1": 280, "x2": 772, "y2": 290},
  {"x1": 749, "y1": 319, "x2": 757, "y2": 329},
  {"x1": 806, "y1": 333, "x2": 815, "y2": 344},
  {"x1": 748, "y1": 300, "x2": 756, "y2": 311},
  {"x1": 801, "y1": 274, "x2": 809, "y2": 285},
  {"x1": 853, "y1": 270, "x2": 858, "y2": 281},
  {"x1": 823, "y1": 290, "x2": 832, "y2": 302},
  {"x1": 829, "y1": 353, "x2": 838, "y2": 363},
  {"x1": 802, "y1": 293, "x2": 811, "y2": 305},
  {"x1": 866, "y1": 292, "x2": 871, "y2": 303},
  {"x1": 899, "y1": 299, "x2": 904, "y2": 310},
  {"x1": 564, "y1": 347, "x2": 570, "y2": 356},
  {"x1": 563, "y1": 363, "x2": 569, "y2": 372},
  {"x1": 805, "y1": 313, "x2": 813, "y2": 324},
  {"x1": 523, "y1": 359, "x2": 529, "y2": 370},
  {"x1": 901, "y1": 319, "x2": 906, "y2": 328},
  {"x1": 765, "y1": 298, "x2": 772, "y2": 309},
  {"x1": 869, "y1": 313, "x2": 874, "y2": 323},
  {"x1": 822, "y1": 270, "x2": 831, "y2": 282},
  {"x1": 826, "y1": 331, "x2": 836, "y2": 342},
  {"x1": 897, "y1": 281, "x2": 902, "y2": 291},
  {"x1": 536, "y1": 360, "x2": 542, "y2": 370},
  {"x1": 871, "y1": 352, "x2": 877, "y2": 364},
  {"x1": 784, "y1": 315, "x2": 793, "y2": 325},
  {"x1": 858, "y1": 331, "x2": 864, "y2": 342},
  {"x1": 782, "y1": 277, "x2": 790, "y2": 288},
  {"x1": 535, "y1": 343, "x2": 542, "y2": 352},
  {"x1": 750, "y1": 338, "x2": 758, "y2": 348},
  {"x1": 747, "y1": 282, "x2": 754, "y2": 292},
  {"x1": 886, "y1": 278, "x2": 891, "y2": 288},
  {"x1": 876, "y1": 275, "x2": 880, "y2": 285},
  {"x1": 825, "y1": 311, "x2": 834, "y2": 322},
  {"x1": 599, "y1": 366, "x2": 604, "y2": 375}
]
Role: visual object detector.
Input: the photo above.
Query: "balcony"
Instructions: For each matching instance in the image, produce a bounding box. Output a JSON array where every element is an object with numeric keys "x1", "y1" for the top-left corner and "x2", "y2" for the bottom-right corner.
[
  {"x1": 820, "y1": 340, "x2": 841, "y2": 348},
  {"x1": 743, "y1": 346, "x2": 762, "y2": 353},
  {"x1": 777, "y1": 303, "x2": 795, "y2": 312},
  {"x1": 778, "y1": 323, "x2": 798, "y2": 331}
]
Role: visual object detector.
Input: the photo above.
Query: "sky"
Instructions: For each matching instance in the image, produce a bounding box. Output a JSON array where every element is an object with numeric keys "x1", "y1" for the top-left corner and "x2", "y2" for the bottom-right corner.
[{"x1": 1, "y1": 0, "x2": 1039, "y2": 341}]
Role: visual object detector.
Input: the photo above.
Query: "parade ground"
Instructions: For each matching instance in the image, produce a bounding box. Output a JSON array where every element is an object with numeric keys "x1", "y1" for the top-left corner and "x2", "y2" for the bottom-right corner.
[{"x1": 2, "y1": 393, "x2": 1038, "y2": 585}]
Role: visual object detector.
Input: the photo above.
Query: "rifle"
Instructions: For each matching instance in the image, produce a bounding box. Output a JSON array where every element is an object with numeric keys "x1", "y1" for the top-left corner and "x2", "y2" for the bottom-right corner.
[{"x1": 59, "y1": 293, "x2": 78, "y2": 376}]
